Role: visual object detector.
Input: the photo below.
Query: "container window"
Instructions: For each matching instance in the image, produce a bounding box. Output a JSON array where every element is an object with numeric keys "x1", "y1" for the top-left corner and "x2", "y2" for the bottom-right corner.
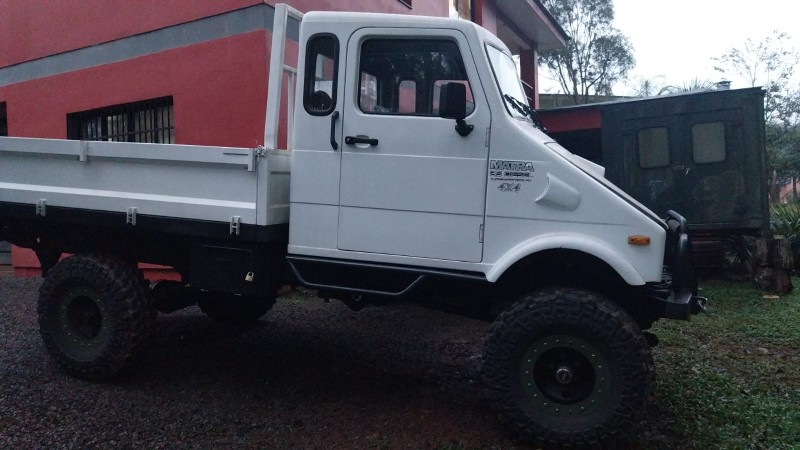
[
  {"x1": 692, "y1": 122, "x2": 726, "y2": 164},
  {"x1": 638, "y1": 127, "x2": 670, "y2": 168},
  {"x1": 303, "y1": 34, "x2": 339, "y2": 116},
  {"x1": 358, "y1": 39, "x2": 474, "y2": 116}
]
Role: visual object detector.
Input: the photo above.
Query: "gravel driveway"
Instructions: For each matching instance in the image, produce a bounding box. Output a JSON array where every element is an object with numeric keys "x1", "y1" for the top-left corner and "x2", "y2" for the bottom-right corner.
[{"x1": 0, "y1": 276, "x2": 523, "y2": 449}]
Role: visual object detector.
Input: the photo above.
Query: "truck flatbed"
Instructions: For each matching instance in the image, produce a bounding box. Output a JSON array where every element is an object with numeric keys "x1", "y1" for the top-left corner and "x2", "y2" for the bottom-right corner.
[{"x1": 0, "y1": 137, "x2": 290, "y2": 238}]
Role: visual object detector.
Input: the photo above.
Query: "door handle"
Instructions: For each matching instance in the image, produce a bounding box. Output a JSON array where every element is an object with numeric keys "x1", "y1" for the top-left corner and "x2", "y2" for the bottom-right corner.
[
  {"x1": 330, "y1": 111, "x2": 339, "y2": 150},
  {"x1": 345, "y1": 136, "x2": 379, "y2": 146},
  {"x1": 673, "y1": 165, "x2": 690, "y2": 176}
]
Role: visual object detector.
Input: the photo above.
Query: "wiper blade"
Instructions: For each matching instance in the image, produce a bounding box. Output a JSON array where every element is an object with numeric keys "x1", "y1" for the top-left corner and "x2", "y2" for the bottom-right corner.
[
  {"x1": 503, "y1": 94, "x2": 548, "y2": 133},
  {"x1": 503, "y1": 94, "x2": 527, "y2": 116}
]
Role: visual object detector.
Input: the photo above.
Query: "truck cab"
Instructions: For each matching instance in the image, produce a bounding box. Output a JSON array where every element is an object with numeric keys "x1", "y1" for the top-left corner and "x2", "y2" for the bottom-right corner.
[
  {"x1": 289, "y1": 12, "x2": 678, "y2": 300},
  {"x1": 282, "y1": 16, "x2": 705, "y2": 445}
]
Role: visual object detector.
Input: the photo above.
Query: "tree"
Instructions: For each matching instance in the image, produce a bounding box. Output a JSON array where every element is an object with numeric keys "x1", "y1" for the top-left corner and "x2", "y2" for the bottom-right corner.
[
  {"x1": 713, "y1": 30, "x2": 799, "y2": 125},
  {"x1": 539, "y1": 0, "x2": 635, "y2": 105},
  {"x1": 664, "y1": 78, "x2": 717, "y2": 94},
  {"x1": 712, "y1": 31, "x2": 796, "y2": 89},
  {"x1": 766, "y1": 105, "x2": 800, "y2": 201},
  {"x1": 631, "y1": 76, "x2": 671, "y2": 97},
  {"x1": 713, "y1": 30, "x2": 800, "y2": 201},
  {"x1": 632, "y1": 77, "x2": 718, "y2": 98}
]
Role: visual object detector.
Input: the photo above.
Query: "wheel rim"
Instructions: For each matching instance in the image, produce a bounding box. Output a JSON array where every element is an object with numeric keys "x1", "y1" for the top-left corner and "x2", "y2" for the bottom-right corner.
[
  {"x1": 55, "y1": 286, "x2": 111, "y2": 359},
  {"x1": 66, "y1": 295, "x2": 102, "y2": 339},
  {"x1": 519, "y1": 335, "x2": 612, "y2": 418}
]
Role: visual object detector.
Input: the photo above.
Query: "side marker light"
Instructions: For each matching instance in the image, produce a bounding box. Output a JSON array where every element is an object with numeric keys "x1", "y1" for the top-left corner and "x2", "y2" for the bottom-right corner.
[{"x1": 628, "y1": 235, "x2": 651, "y2": 246}]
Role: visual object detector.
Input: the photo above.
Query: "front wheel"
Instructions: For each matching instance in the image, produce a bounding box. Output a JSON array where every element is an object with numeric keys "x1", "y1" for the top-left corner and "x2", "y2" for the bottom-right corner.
[{"x1": 482, "y1": 288, "x2": 654, "y2": 448}]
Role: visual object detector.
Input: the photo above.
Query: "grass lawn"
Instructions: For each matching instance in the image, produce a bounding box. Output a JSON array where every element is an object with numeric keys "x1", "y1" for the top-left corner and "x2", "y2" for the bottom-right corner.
[{"x1": 636, "y1": 279, "x2": 800, "y2": 448}]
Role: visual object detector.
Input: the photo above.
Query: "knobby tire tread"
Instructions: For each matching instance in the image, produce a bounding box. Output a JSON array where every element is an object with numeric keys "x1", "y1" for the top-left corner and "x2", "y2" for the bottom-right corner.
[
  {"x1": 37, "y1": 253, "x2": 154, "y2": 380},
  {"x1": 482, "y1": 287, "x2": 655, "y2": 449}
]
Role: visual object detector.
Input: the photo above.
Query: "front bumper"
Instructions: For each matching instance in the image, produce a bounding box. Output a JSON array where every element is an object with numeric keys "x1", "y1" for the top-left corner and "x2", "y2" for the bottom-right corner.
[{"x1": 646, "y1": 211, "x2": 707, "y2": 320}]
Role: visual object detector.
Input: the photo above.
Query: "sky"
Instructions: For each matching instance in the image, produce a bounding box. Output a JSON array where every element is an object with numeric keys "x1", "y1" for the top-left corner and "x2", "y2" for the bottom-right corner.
[{"x1": 539, "y1": 0, "x2": 800, "y2": 96}]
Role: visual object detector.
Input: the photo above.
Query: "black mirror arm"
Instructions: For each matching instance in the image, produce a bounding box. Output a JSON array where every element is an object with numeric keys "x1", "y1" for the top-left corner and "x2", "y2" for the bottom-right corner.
[{"x1": 454, "y1": 119, "x2": 474, "y2": 137}]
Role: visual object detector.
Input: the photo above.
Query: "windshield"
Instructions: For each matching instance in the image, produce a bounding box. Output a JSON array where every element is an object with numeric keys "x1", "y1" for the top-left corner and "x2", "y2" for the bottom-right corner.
[
  {"x1": 486, "y1": 45, "x2": 528, "y2": 120},
  {"x1": 486, "y1": 44, "x2": 548, "y2": 132}
]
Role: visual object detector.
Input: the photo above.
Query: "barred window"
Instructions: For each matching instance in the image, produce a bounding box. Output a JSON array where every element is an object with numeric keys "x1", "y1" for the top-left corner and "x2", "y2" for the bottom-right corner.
[
  {"x1": 0, "y1": 102, "x2": 7, "y2": 136},
  {"x1": 67, "y1": 97, "x2": 174, "y2": 143}
]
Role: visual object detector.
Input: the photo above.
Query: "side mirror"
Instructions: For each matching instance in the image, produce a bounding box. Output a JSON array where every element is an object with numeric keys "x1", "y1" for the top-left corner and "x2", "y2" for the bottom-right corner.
[
  {"x1": 438, "y1": 82, "x2": 473, "y2": 137},
  {"x1": 438, "y1": 82, "x2": 467, "y2": 120}
]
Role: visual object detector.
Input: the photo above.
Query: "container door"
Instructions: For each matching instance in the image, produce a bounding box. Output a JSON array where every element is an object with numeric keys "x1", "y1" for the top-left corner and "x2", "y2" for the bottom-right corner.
[
  {"x1": 337, "y1": 28, "x2": 490, "y2": 262},
  {"x1": 621, "y1": 117, "x2": 685, "y2": 218},
  {"x1": 681, "y1": 109, "x2": 746, "y2": 225}
]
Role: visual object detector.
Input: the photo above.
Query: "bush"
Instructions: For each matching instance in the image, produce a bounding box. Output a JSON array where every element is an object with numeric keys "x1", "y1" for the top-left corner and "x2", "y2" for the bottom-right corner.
[{"x1": 770, "y1": 202, "x2": 800, "y2": 242}]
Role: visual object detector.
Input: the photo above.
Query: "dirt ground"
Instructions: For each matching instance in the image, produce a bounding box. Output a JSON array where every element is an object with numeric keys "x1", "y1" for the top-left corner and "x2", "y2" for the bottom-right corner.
[{"x1": 0, "y1": 276, "x2": 682, "y2": 449}]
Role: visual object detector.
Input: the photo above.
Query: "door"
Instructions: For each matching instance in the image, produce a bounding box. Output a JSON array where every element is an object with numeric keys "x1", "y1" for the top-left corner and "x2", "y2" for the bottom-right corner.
[
  {"x1": 681, "y1": 109, "x2": 746, "y2": 225},
  {"x1": 337, "y1": 29, "x2": 490, "y2": 262},
  {"x1": 622, "y1": 117, "x2": 684, "y2": 219},
  {"x1": 622, "y1": 108, "x2": 745, "y2": 226}
]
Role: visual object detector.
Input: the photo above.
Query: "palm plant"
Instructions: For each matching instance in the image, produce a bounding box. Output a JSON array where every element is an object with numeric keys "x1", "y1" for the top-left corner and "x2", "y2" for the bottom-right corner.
[{"x1": 771, "y1": 201, "x2": 800, "y2": 242}]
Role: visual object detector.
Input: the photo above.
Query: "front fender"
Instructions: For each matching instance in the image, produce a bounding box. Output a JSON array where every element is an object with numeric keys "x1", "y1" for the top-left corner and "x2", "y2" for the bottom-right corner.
[{"x1": 485, "y1": 232, "x2": 646, "y2": 286}]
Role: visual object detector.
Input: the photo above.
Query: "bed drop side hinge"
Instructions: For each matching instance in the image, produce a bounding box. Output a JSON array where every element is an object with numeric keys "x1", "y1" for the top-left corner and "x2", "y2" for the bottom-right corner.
[
  {"x1": 230, "y1": 215, "x2": 241, "y2": 236},
  {"x1": 126, "y1": 207, "x2": 137, "y2": 226}
]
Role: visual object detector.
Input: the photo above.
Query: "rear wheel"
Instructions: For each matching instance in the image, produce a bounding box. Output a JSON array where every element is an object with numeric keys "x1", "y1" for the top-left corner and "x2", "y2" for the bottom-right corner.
[
  {"x1": 37, "y1": 254, "x2": 154, "y2": 380},
  {"x1": 483, "y1": 288, "x2": 654, "y2": 448}
]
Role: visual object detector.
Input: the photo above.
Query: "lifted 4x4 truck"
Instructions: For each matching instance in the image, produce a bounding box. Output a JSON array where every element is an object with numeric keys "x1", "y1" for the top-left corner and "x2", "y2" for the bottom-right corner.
[{"x1": 0, "y1": 5, "x2": 705, "y2": 448}]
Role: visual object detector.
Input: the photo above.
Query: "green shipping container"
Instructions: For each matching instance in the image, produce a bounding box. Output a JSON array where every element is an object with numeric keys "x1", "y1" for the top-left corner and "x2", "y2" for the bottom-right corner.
[{"x1": 539, "y1": 87, "x2": 768, "y2": 236}]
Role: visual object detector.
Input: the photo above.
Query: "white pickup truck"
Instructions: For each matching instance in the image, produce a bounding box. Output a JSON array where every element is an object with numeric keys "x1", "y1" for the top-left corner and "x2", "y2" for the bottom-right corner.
[{"x1": 0, "y1": 4, "x2": 705, "y2": 447}]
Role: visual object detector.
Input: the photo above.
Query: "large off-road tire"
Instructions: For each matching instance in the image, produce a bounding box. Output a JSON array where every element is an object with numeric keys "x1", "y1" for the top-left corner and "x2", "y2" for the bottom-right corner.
[
  {"x1": 198, "y1": 292, "x2": 276, "y2": 325},
  {"x1": 37, "y1": 254, "x2": 155, "y2": 380},
  {"x1": 483, "y1": 288, "x2": 654, "y2": 449}
]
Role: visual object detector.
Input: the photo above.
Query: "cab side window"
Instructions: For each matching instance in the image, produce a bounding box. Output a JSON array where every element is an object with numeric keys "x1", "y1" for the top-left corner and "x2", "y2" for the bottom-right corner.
[
  {"x1": 304, "y1": 34, "x2": 339, "y2": 116},
  {"x1": 358, "y1": 39, "x2": 474, "y2": 116}
]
